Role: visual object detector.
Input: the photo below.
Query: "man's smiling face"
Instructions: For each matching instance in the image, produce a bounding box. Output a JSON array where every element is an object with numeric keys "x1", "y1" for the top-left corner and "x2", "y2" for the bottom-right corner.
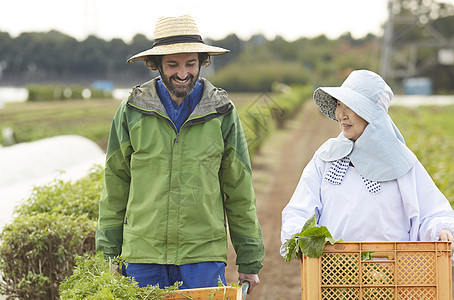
[{"x1": 160, "y1": 53, "x2": 200, "y2": 104}]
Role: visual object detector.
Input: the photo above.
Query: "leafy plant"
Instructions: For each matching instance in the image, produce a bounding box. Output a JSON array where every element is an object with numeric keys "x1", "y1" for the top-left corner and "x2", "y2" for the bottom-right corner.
[
  {"x1": 283, "y1": 214, "x2": 342, "y2": 261},
  {"x1": 361, "y1": 252, "x2": 373, "y2": 261},
  {"x1": 0, "y1": 213, "x2": 96, "y2": 299},
  {"x1": 14, "y1": 165, "x2": 103, "y2": 220},
  {"x1": 0, "y1": 167, "x2": 103, "y2": 299},
  {"x1": 59, "y1": 252, "x2": 182, "y2": 300},
  {"x1": 60, "y1": 253, "x2": 243, "y2": 299}
]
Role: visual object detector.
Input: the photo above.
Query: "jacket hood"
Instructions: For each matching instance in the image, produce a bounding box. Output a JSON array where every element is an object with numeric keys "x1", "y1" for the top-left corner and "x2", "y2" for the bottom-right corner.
[{"x1": 126, "y1": 77, "x2": 232, "y2": 117}]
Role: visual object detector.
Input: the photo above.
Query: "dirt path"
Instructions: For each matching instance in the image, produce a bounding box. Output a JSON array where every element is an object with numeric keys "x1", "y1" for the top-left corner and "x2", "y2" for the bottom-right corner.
[{"x1": 225, "y1": 101, "x2": 339, "y2": 299}]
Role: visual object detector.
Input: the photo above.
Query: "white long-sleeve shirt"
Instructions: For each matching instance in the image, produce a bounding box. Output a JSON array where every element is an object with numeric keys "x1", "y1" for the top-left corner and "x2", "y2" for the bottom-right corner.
[{"x1": 280, "y1": 155, "x2": 454, "y2": 257}]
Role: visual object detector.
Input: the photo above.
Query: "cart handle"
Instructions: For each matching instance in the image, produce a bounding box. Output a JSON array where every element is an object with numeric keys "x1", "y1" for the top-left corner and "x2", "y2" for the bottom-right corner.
[{"x1": 241, "y1": 281, "x2": 250, "y2": 299}]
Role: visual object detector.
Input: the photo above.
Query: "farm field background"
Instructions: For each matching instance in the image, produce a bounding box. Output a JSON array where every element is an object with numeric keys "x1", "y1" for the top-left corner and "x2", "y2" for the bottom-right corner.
[
  {"x1": 0, "y1": 93, "x2": 260, "y2": 151},
  {"x1": 1, "y1": 96, "x2": 454, "y2": 299},
  {"x1": 389, "y1": 105, "x2": 454, "y2": 204},
  {"x1": 1, "y1": 95, "x2": 452, "y2": 205}
]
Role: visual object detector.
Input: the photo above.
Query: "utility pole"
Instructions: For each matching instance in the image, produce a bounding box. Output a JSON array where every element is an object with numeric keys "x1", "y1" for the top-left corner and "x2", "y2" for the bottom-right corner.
[
  {"x1": 380, "y1": 1, "x2": 394, "y2": 79},
  {"x1": 379, "y1": 0, "x2": 454, "y2": 81}
]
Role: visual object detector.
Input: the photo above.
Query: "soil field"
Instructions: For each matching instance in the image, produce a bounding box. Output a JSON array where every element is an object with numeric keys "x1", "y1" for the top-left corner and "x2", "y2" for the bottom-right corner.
[{"x1": 225, "y1": 101, "x2": 339, "y2": 300}]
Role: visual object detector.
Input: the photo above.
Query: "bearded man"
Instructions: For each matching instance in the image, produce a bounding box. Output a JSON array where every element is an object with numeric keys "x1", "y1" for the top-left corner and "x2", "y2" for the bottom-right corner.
[{"x1": 96, "y1": 15, "x2": 264, "y2": 295}]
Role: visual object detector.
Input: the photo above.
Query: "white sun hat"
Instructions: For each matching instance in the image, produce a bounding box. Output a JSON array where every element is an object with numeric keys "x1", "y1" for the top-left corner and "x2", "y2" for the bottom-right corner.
[
  {"x1": 126, "y1": 15, "x2": 229, "y2": 63},
  {"x1": 314, "y1": 70, "x2": 394, "y2": 123},
  {"x1": 313, "y1": 69, "x2": 417, "y2": 182}
]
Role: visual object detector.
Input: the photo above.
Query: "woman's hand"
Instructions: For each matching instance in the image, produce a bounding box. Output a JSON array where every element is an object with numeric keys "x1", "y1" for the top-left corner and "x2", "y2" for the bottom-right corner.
[{"x1": 438, "y1": 229, "x2": 454, "y2": 251}]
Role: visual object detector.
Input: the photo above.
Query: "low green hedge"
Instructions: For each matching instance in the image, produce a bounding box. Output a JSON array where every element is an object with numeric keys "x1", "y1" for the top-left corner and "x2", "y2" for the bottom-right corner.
[
  {"x1": 0, "y1": 213, "x2": 96, "y2": 299},
  {"x1": 14, "y1": 165, "x2": 103, "y2": 220},
  {"x1": 0, "y1": 166, "x2": 103, "y2": 299}
]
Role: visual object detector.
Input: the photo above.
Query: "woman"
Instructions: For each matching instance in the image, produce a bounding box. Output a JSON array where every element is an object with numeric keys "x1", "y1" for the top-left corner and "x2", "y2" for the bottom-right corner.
[{"x1": 280, "y1": 70, "x2": 454, "y2": 257}]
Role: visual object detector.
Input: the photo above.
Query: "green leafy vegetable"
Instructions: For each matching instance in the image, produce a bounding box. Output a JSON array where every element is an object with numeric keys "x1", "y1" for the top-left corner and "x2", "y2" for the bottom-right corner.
[
  {"x1": 361, "y1": 252, "x2": 373, "y2": 261},
  {"x1": 283, "y1": 214, "x2": 342, "y2": 261},
  {"x1": 59, "y1": 252, "x2": 181, "y2": 299}
]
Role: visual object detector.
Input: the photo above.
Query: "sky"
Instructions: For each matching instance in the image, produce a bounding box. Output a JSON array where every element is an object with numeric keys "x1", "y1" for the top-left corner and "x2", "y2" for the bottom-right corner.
[
  {"x1": 2, "y1": 0, "x2": 454, "y2": 43},
  {"x1": 1, "y1": 0, "x2": 393, "y2": 42}
]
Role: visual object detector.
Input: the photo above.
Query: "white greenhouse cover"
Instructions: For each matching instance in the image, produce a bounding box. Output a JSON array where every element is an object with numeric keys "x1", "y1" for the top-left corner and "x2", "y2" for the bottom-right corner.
[{"x1": 0, "y1": 135, "x2": 105, "y2": 230}]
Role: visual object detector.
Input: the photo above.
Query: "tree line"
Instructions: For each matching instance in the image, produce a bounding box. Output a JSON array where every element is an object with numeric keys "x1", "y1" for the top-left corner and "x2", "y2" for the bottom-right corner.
[
  {"x1": 0, "y1": 30, "x2": 382, "y2": 92},
  {"x1": 0, "y1": 30, "x2": 246, "y2": 88},
  {"x1": 1, "y1": 0, "x2": 454, "y2": 93}
]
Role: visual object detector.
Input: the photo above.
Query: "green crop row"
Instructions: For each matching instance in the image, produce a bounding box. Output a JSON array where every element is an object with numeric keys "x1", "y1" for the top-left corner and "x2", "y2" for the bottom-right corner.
[
  {"x1": 238, "y1": 84, "x2": 312, "y2": 158},
  {"x1": 27, "y1": 84, "x2": 113, "y2": 101},
  {"x1": 390, "y1": 105, "x2": 454, "y2": 205}
]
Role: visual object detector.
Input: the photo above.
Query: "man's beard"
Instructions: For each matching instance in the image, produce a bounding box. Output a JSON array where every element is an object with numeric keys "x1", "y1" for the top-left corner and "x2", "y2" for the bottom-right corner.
[{"x1": 161, "y1": 72, "x2": 199, "y2": 99}]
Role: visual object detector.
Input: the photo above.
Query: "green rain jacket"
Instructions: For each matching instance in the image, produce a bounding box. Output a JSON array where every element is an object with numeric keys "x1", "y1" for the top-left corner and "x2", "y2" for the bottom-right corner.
[{"x1": 96, "y1": 78, "x2": 264, "y2": 274}]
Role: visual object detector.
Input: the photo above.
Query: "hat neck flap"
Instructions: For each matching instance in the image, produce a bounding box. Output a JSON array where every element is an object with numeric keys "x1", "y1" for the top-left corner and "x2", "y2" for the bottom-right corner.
[
  {"x1": 315, "y1": 136, "x2": 353, "y2": 161},
  {"x1": 315, "y1": 109, "x2": 417, "y2": 182}
]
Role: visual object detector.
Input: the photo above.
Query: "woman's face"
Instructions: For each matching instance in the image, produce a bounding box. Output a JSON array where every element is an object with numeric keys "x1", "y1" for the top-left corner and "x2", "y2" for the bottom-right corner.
[{"x1": 335, "y1": 100, "x2": 368, "y2": 141}]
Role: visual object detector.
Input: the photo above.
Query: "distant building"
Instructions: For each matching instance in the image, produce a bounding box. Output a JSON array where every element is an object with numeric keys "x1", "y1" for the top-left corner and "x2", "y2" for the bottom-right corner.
[
  {"x1": 92, "y1": 80, "x2": 114, "y2": 91},
  {"x1": 403, "y1": 77, "x2": 433, "y2": 95}
]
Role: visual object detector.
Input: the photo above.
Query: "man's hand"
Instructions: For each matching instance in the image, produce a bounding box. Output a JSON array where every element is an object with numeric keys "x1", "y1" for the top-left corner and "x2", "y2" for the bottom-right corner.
[
  {"x1": 438, "y1": 229, "x2": 454, "y2": 251},
  {"x1": 238, "y1": 273, "x2": 259, "y2": 294}
]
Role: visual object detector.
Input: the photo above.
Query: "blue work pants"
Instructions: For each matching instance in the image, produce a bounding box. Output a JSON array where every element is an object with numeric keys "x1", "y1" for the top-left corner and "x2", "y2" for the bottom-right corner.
[{"x1": 124, "y1": 261, "x2": 226, "y2": 289}]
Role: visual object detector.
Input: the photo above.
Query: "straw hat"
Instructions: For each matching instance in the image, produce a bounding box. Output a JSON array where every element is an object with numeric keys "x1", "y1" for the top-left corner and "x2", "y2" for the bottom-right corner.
[
  {"x1": 126, "y1": 15, "x2": 229, "y2": 63},
  {"x1": 313, "y1": 70, "x2": 394, "y2": 123}
]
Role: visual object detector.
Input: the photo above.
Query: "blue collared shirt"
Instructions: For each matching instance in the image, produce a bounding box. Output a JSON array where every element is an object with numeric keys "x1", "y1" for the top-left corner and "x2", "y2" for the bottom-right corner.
[{"x1": 156, "y1": 78, "x2": 203, "y2": 132}]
